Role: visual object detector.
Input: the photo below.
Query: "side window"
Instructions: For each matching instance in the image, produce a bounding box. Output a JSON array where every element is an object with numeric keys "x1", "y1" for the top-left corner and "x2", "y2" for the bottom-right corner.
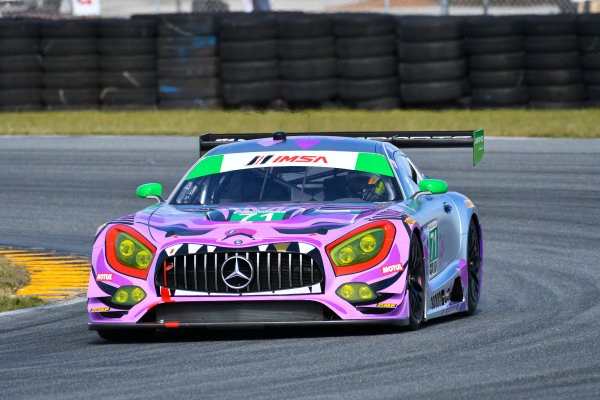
[
  {"x1": 393, "y1": 153, "x2": 420, "y2": 195},
  {"x1": 406, "y1": 157, "x2": 424, "y2": 183}
]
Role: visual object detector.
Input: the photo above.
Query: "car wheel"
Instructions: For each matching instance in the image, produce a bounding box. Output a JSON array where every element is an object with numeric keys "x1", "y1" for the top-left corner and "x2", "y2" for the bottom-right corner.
[
  {"x1": 407, "y1": 234, "x2": 425, "y2": 330},
  {"x1": 467, "y1": 219, "x2": 482, "y2": 315},
  {"x1": 97, "y1": 329, "x2": 155, "y2": 342}
]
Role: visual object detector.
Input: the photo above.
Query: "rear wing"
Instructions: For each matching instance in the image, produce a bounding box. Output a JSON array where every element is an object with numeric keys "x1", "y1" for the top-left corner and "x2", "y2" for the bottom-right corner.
[{"x1": 199, "y1": 129, "x2": 484, "y2": 166}]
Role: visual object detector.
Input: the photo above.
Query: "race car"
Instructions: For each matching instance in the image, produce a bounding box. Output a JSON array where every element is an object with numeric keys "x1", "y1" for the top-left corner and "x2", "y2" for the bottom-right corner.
[{"x1": 88, "y1": 130, "x2": 484, "y2": 340}]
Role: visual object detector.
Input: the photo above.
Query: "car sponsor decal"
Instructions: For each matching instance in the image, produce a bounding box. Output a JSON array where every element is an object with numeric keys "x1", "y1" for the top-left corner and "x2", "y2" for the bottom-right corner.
[
  {"x1": 381, "y1": 263, "x2": 404, "y2": 275},
  {"x1": 376, "y1": 303, "x2": 397, "y2": 308},
  {"x1": 230, "y1": 212, "x2": 286, "y2": 222},
  {"x1": 96, "y1": 273, "x2": 113, "y2": 282},
  {"x1": 404, "y1": 216, "x2": 416, "y2": 225},
  {"x1": 426, "y1": 220, "x2": 439, "y2": 278},
  {"x1": 464, "y1": 199, "x2": 475, "y2": 208},
  {"x1": 90, "y1": 307, "x2": 110, "y2": 312},
  {"x1": 185, "y1": 151, "x2": 394, "y2": 180}
]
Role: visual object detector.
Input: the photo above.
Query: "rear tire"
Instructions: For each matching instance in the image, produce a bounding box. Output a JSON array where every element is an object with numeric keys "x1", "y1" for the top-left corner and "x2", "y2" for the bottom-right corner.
[
  {"x1": 407, "y1": 234, "x2": 425, "y2": 330},
  {"x1": 466, "y1": 219, "x2": 482, "y2": 315}
]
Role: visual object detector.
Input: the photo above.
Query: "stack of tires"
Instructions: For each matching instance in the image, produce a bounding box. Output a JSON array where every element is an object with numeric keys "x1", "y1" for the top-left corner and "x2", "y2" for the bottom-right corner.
[
  {"x1": 98, "y1": 19, "x2": 158, "y2": 110},
  {"x1": 278, "y1": 14, "x2": 337, "y2": 108},
  {"x1": 220, "y1": 15, "x2": 279, "y2": 108},
  {"x1": 524, "y1": 16, "x2": 586, "y2": 108},
  {"x1": 398, "y1": 17, "x2": 467, "y2": 107},
  {"x1": 41, "y1": 20, "x2": 99, "y2": 110},
  {"x1": 0, "y1": 20, "x2": 42, "y2": 111},
  {"x1": 157, "y1": 14, "x2": 220, "y2": 109},
  {"x1": 578, "y1": 14, "x2": 600, "y2": 106},
  {"x1": 335, "y1": 14, "x2": 398, "y2": 109},
  {"x1": 465, "y1": 16, "x2": 527, "y2": 108}
]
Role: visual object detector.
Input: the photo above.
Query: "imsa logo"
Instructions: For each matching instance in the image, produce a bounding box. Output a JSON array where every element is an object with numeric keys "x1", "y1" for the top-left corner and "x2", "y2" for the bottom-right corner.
[{"x1": 246, "y1": 154, "x2": 328, "y2": 165}]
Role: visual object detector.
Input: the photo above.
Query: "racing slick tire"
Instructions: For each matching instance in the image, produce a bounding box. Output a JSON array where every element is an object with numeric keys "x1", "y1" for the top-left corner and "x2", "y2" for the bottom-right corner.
[
  {"x1": 467, "y1": 218, "x2": 482, "y2": 315},
  {"x1": 407, "y1": 233, "x2": 425, "y2": 330},
  {"x1": 97, "y1": 329, "x2": 155, "y2": 342}
]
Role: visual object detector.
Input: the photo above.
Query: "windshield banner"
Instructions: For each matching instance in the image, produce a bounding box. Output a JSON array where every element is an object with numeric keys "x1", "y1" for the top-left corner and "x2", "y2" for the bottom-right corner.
[{"x1": 186, "y1": 151, "x2": 394, "y2": 180}]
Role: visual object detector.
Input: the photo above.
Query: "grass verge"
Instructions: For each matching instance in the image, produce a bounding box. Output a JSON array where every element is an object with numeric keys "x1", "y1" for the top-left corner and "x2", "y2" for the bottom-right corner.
[
  {"x1": 0, "y1": 109, "x2": 598, "y2": 138},
  {"x1": 0, "y1": 256, "x2": 46, "y2": 312}
]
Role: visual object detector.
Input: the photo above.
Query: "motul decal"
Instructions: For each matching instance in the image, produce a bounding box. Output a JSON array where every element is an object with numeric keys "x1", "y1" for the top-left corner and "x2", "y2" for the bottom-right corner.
[
  {"x1": 96, "y1": 273, "x2": 113, "y2": 281},
  {"x1": 381, "y1": 263, "x2": 404, "y2": 274}
]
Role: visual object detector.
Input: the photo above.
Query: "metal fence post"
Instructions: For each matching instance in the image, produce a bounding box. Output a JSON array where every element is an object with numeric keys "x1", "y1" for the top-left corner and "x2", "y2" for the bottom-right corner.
[
  {"x1": 483, "y1": 0, "x2": 489, "y2": 15},
  {"x1": 441, "y1": 0, "x2": 449, "y2": 16},
  {"x1": 155, "y1": 0, "x2": 160, "y2": 13},
  {"x1": 384, "y1": 0, "x2": 390, "y2": 14}
]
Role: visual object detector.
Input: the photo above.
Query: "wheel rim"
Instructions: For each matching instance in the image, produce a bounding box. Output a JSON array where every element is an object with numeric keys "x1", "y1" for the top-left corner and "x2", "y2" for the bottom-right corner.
[
  {"x1": 468, "y1": 221, "x2": 481, "y2": 305},
  {"x1": 408, "y1": 238, "x2": 424, "y2": 323}
]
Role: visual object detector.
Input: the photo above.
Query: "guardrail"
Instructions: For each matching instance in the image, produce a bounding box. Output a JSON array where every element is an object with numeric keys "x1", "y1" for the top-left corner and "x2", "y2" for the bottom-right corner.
[{"x1": 0, "y1": 13, "x2": 598, "y2": 111}]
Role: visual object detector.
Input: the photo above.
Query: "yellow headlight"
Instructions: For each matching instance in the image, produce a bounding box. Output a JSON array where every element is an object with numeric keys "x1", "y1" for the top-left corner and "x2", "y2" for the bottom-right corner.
[
  {"x1": 336, "y1": 282, "x2": 377, "y2": 303},
  {"x1": 136, "y1": 250, "x2": 152, "y2": 268},
  {"x1": 119, "y1": 239, "x2": 135, "y2": 257},
  {"x1": 114, "y1": 232, "x2": 153, "y2": 270},
  {"x1": 359, "y1": 285, "x2": 374, "y2": 299},
  {"x1": 339, "y1": 284, "x2": 355, "y2": 299},
  {"x1": 131, "y1": 287, "x2": 146, "y2": 302},
  {"x1": 338, "y1": 246, "x2": 356, "y2": 265},
  {"x1": 359, "y1": 234, "x2": 377, "y2": 253},
  {"x1": 114, "y1": 289, "x2": 128, "y2": 304},
  {"x1": 112, "y1": 286, "x2": 147, "y2": 306},
  {"x1": 329, "y1": 227, "x2": 386, "y2": 268}
]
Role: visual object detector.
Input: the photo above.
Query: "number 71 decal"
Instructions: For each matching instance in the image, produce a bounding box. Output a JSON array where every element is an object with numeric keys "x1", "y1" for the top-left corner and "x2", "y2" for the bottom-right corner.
[
  {"x1": 230, "y1": 212, "x2": 285, "y2": 222},
  {"x1": 427, "y1": 221, "x2": 439, "y2": 278}
]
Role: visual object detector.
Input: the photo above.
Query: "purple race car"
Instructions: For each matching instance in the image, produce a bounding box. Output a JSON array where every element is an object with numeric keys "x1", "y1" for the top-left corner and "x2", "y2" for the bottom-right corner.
[{"x1": 88, "y1": 131, "x2": 484, "y2": 340}]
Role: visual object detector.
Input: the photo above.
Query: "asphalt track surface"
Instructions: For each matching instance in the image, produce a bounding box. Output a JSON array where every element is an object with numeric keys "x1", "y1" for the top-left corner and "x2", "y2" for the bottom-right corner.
[{"x1": 1, "y1": 135, "x2": 599, "y2": 399}]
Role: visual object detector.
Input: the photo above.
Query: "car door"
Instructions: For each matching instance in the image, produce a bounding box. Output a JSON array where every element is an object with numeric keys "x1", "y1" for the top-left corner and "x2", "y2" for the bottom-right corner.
[{"x1": 395, "y1": 153, "x2": 460, "y2": 279}]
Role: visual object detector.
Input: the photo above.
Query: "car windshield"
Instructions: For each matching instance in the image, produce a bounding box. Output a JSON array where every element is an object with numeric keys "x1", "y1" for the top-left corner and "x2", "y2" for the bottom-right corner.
[{"x1": 171, "y1": 166, "x2": 403, "y2": 205}]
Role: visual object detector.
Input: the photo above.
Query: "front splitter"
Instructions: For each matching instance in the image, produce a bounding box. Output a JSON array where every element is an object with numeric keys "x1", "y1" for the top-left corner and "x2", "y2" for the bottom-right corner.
[{"x1": 89, "y1": 318, "x2": 409, "y2": 330}]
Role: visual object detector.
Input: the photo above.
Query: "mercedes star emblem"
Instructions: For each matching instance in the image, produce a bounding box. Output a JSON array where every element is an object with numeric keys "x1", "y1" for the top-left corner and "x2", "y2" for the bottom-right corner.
[{"x1": 221, "y1": 255, "x2": 254, "y2": 290}]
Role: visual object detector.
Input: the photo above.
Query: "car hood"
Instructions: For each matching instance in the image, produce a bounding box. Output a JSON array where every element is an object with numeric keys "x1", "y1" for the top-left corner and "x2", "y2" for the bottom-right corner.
[{"x1": 140, "y1": 203, "x2": 406, "y2": 248}]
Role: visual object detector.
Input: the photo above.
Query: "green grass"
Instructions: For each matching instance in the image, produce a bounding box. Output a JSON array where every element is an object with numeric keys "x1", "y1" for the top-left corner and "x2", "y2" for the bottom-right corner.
[
  {"x1": 0, "y1": 109, "x2": 598, "y2": 138},
  {"x1": 0, "y1": 256, "x2": 46, "y2": 312}
]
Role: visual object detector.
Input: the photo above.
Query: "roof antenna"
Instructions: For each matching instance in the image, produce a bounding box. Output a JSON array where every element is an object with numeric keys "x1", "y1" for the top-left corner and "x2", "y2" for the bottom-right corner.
[{"x1": 273, "y1": 131, "x2": 286, "y2": 141}]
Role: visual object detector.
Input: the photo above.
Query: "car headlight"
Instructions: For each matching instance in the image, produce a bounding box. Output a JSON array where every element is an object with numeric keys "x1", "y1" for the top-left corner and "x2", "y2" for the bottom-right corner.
[
  {"x1": 326, "y1": 221, "x2": 395, "y2": 276},
  {"x1": 106, "y1": 225, "x2": 156, "y2": 279},
  {"x1": 112, "y1": 286, "x2": 147, "y2": 306}
]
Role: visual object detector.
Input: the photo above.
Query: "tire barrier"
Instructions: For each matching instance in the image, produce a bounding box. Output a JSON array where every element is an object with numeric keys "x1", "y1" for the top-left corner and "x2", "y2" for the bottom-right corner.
[
  {"x1": 156, "y1": 14, "x2": 221, "y2": 109},
  {"x1": 0, "y1": 19, "x2": 42, "y2": 111},
  {"x1": 465, "y1": 16, "x2": 527, "y2": 108},
  {"x1": 335, "y1": 14, "x2": 398, "y2": 109},
  {"x1": 98, "y1": 18, "x2": 158, "y2": 110},
  {"x1": 398, "y1": 16, "x2": 468, "y2": 107},
  {"x1": 524, "y1": 15, "x2": 586, "y2": 108},
  {"x1": 41, "y1": 20, "x2": 99, "y2": 110},
  {"x1": 220, "y1": 14, "x2": 279, "y2": 107},
  {"x1": 278, "y1": 14, "x2": 336, "y2": 107},
  {"x1": 1, "y1": 13, "x2": 599, "y2": 112},
  {"x1": 578, "y1": 14, "x2": 600, "y2": 106}
]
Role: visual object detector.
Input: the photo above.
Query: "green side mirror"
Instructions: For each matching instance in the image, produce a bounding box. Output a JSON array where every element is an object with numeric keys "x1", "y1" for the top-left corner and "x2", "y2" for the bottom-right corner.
[
  {"x1": 136, "y1": 183, "x2": 164, "y2": 203},
  {"x1": 418, "y1": 179, "x2": 448, "y2": 194}
]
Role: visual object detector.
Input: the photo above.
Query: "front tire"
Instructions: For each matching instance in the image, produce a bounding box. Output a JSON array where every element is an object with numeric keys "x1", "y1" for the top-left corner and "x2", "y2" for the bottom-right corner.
[
  {"x1": 407, "y1": 234, "x2": 425, "y2": 330},
  {"x1": 466, "y1": 219, "x2": 482, "y2": 315}
]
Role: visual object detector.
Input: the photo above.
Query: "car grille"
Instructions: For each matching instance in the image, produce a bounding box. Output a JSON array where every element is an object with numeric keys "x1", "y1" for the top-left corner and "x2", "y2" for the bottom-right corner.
[{"x1": 156, "y1": 250, "x2": 323, "y2": 294}]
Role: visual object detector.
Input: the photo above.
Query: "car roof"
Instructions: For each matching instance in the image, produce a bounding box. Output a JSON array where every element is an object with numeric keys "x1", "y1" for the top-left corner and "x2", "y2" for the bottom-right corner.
[{"x1": 207, "y1": 136, "x2": 384, "y2": 156}]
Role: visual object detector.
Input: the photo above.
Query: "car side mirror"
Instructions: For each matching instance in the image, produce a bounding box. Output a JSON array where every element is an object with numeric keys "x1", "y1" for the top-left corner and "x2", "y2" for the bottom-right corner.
[
  {"x1": 136, "y1": 183, "x2": 164, "y2": 204},
  {"x1": 411, "y1": 179, "x2": 448, "y2": 200}
]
